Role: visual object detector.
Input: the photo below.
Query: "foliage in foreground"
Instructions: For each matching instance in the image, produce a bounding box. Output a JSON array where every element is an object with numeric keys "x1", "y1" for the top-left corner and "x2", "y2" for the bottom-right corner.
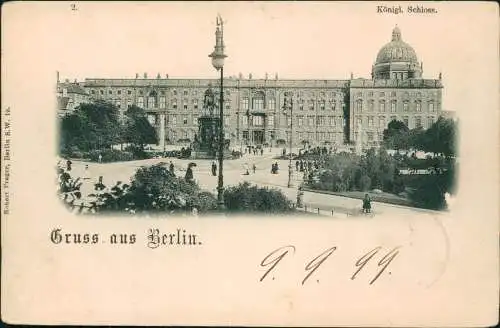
[
  {"x1": 223, "y1": 182, "x2": 294, "y2": 213},
  {"x1": 89, "y1": 164, "x2": 217, "y2": 214},
  {"x1": 58, "y1": 164, "x2": 296, "y2": 215}
]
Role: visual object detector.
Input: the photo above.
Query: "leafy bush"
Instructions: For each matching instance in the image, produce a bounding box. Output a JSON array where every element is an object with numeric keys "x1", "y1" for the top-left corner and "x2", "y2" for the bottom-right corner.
[
  {"x1": 89, "y1": 164, "x2": 217, "y2": 215},
  {"x1": 125, "y1": 145, "x2": 151, "y2": 160},
  {"x1": 224, "y1": 182, "x2": 294, "y2": 213}
]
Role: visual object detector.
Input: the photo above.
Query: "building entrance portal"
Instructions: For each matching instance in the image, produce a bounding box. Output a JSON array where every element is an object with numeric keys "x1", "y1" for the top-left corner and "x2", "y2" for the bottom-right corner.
[{"x1": 253, "y1": 130, "x2": 265, "y2": 145}]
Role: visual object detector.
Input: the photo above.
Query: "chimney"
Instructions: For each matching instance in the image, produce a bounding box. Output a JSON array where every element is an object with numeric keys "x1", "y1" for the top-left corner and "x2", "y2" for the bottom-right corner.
[
  {"x1": 166, "y1": 74, "x2": 169, "y2": 79},
  {"x1": 238, "y1": 72, "x2": 243, "y2": 79},
  {"x1": 143, "y1": 72, "x2": 148, "y2": 79},
  {"x1": 157, "y1": 73, "x2": 161, "y2": 79},
  {"x1": 135, "y1": 73, "x2": 139, "y2": 79},
  {"x1": 249, "y1": 73, "x2": 252, "y2": 79},
  {"x1": 56, "y1": 71, "x2": 60, "y2": 83},
  {"x1": 275, "y1": 73, "x2": 278, "y2": 80},
  {"x1": 265, "y1": 72, "x2": 268, "y2": 80}
]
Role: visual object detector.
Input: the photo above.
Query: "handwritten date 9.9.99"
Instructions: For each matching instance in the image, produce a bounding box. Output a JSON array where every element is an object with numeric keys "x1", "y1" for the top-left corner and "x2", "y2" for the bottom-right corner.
[{"x1": 259, "y1": 245, "x2": 401, "y2": 285}]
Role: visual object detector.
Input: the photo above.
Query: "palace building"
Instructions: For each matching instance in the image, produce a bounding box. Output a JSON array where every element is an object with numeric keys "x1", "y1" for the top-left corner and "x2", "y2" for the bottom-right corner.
[{"x1": 57, "y1": 26, "x2": 443, "y2": 149}]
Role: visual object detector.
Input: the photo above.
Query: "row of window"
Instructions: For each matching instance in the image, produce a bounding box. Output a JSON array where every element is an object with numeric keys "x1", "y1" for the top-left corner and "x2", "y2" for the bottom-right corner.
[
  {"x1": 295, "y1": 131, "x2": 344, "y2": 141},
  {"x1": 89, "y1": 88, "x2": 347, "y2": 99},
  {"x1": 354, "y1": 132, "x2": 384, "y2": 142},
  {"x1": 89, "y1": 87, "x2": 438, "y2": 101},
  {"x1": 355, "y1": 91, "x2": 438, "y2": 98},
  {"x1": 108, "y1": 97, "x2": 435, "y2": 118},
  {"x1": 90, "y1": 88, "x2": 228, "y2": 97},
  {"x1": 355, "y1": 116, "x2": 436, "y2": 129},
  {"x1": 355, "y1": 100, "x2": 436, "y2": 113},
  {"x1": 161, "y1": 115, "x2": 232, "y2": 127}
]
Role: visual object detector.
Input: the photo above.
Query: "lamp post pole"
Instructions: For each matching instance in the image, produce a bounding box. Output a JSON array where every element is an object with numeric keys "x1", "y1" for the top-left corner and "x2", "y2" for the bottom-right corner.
[
  {"x1": 217, "y1": 67, "x2": 224, "y2": 208},
  {"x1": 284, "y1": 93, "x2": 293, "y2": 188},
  {"x1": 209, "y1": 14, "x2": 227, "y2": 210}
]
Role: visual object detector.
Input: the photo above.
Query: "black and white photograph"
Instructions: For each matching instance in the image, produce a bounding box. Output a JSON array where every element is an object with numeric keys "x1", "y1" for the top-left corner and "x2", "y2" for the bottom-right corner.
[
  {"x1": 56, "y1": 7, "x2": 457, "y2": 218},
  {"x1": 2, "y1": 2, "x2": 498, "y2": 326}
]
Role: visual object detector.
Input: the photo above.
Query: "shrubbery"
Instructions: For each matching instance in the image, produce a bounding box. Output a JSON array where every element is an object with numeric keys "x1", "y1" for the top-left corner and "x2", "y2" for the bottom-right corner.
[
  {"x1": 223, "y1": 182, "x2": 294, "y2": 213},
  {"x1": 88, "y1": 164, "x2": 217, "y2": 214},
  {"x1": 307, "y1": 149, "x2": 405, "y2": 194},
  {"x1": 124, "y1": 145, "x2": 151, "y2": 160}
]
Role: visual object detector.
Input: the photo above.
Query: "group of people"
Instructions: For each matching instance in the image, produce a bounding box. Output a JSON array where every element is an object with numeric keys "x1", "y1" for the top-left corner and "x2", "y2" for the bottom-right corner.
[
  {"x1": 295, "y1": 159, "x2": 321, "y2": 173},
  {"x1": 271, "y1": 162, "x2": 280, "y2": 174},
  {"x1": 244, "y1": 145, "x2": 265, "y2": 156}
]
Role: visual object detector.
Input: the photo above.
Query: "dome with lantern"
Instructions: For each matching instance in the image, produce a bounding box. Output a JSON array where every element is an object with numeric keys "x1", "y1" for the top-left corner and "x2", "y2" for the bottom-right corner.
[{"x1": 372, "y1": 26, "x2": 423, "y2": 80}]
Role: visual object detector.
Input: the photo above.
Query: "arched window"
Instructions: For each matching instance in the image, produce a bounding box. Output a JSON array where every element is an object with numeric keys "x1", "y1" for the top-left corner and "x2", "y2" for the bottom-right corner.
[
  {"x1": 356, "y1": 100, "x2": 363, "y2": 112},
  {"x1": 252, "y1": 91, "x2": 265, "y2": 110},
  {"x1": 391, "y1": 101, "x2": 396, "y2": 113},
  {"x1": 148, "y1": 91, "x2": 157, "y2": 108},
  {"x1": 137, "y1": 97, "x2": 144, "y2": 108},
  {"x1": 379, "y1": 100, "x2": 386, "y2": 112}
]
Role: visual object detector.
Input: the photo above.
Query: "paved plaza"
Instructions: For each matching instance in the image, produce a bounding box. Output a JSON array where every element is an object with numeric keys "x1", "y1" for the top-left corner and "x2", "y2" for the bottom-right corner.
[{"x1": 62, "y1": 147, "x2": 440, "y2": 217}]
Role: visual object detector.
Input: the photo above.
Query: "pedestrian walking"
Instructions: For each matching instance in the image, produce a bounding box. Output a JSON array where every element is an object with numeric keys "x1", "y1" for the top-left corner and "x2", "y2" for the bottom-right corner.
[
  {"x1": 169, "y1": 161, "x2": 174, "y2": 175},
  {"x1": 295, "y1": 160, "x2": 299, "y2": 171},
  {"x1": 252, "y1": 163, "x2": 256, "y2": 174},
  {"x1": 211, "y1": 161, "x2": 217, "y2": 176},
  {"x1": 66, "y1": 159, "x2": 72, "y2": 171},
  {"x1": 260, "y1": 148, "x2": 263, "y2": 156},
  {"x1": 83, "y1": 164, "x2": 90, "y2": 180},
  {"x1": 243, "y1": 163, "x2": 250, "y2": 175},
  {"x1": 185, "y1": 164, "x2": 194, "y2": 182},
  {"x1": 362, "y1": 193, "x2": 372, "y2": 214},
  {"x1": 98, "y1": 153, "x2": 102, "y2": 163},
  {"x1": 296, "y1": 187, "x2": 304, "y2": 208}
]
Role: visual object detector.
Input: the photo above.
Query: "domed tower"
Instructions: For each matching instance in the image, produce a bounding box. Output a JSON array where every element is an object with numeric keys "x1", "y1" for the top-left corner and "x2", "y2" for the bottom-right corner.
[{"x1": 372, "y1": 26, "x2": 422, "y2": 80}]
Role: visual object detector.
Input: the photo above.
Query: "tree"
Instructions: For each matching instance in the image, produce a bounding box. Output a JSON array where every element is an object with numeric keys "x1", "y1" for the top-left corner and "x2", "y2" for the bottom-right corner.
[
  {"x1": 421, "y1": 117, "x2": 457, "y2": 158},
  {"x1": 123, "y1": 105, "x2": 158, "y2": 150},
  {"x1": 59, "y1": 100, "x2": 122, "y2": 153},
  {"x1": 383, "y1": 119, "x2": 410, "y2": 150}
]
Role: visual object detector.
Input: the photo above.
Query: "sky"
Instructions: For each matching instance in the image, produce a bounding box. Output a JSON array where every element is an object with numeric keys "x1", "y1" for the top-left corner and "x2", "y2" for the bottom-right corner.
[{"x1": 3, "y1": 2, "x2": 499, "y2": 114}]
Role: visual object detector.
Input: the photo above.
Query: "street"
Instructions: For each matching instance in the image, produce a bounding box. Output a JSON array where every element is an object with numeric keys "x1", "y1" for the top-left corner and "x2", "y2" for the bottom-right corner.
[{"x1": 62, "y1": 147, "x2": 441, "y2": 217}]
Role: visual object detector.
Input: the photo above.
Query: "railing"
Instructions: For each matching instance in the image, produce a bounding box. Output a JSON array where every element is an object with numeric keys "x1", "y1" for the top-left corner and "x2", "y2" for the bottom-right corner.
[{"x1": 294, "y1": 203, "x2": 373, "y2": 217}]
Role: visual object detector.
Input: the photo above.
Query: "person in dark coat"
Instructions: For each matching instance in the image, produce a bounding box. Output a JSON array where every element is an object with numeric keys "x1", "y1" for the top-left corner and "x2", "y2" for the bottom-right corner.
[
  {"x1": 252, "y1": 163, "x2": 256, "y2": 174},
  {"x1": 362, "y1": 193, "x2": 372, "y2": 214},
  {"x1": 185, "y1": 165, "x2": 194, "y2": 182},
  {"x1": 211, "y1": 161, "x2": 217, "y2": 176},
  {"x1": 169, "y1": 161, "x2": 174, "y2": 175},
  {"x1": 66, "y1": 159, "x2": 72, "y2": 171}
]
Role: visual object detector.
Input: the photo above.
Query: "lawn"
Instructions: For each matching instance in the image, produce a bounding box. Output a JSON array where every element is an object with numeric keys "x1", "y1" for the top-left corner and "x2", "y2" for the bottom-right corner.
[{"x1": 302, "y1": 187, "x2": 414, "y2": 207}]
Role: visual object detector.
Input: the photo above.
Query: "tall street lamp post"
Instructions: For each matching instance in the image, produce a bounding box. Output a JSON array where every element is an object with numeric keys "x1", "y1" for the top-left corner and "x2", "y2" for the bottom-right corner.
[
  {"x1": 209, "y1": 14, "x2": 227, "y2": 209},
  {"x1": 283, "y1": 92, "x2": 293, "y2": 188}
]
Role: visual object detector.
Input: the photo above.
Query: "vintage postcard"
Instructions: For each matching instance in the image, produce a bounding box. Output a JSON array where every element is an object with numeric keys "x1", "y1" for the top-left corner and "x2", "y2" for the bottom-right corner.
[{"x1": 1, "y1": 1, "x2": 499, "y2": 326}]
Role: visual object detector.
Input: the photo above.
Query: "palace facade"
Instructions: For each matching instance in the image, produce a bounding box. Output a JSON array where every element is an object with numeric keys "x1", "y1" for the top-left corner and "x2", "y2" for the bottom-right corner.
[{"x1": 57, "y1": 26, "x2": 443, "y2": 149}]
